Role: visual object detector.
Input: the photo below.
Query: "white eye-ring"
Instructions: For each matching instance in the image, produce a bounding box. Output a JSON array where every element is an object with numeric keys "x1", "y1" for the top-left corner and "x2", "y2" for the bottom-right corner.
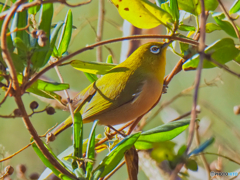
[{"x1": 150, "y1": 45, "x2": 160, "y2": 54}]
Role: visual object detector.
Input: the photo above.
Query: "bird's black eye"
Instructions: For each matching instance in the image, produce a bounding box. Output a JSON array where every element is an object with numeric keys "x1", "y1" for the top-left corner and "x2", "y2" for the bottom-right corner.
[{"x1": 150, "y1": 45, "x2": 160, "y2": 54}]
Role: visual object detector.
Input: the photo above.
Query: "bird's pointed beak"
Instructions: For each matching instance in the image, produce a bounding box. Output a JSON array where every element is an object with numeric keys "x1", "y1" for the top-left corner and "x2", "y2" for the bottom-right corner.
[{"x1": 162, "y1": 40, "x2": 173, "y2": 49}]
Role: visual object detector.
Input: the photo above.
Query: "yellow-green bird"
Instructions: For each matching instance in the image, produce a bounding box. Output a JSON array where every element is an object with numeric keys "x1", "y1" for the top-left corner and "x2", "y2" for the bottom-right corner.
[{"x1": 52, "y1": 41, "x2": 170, "y2": 136}]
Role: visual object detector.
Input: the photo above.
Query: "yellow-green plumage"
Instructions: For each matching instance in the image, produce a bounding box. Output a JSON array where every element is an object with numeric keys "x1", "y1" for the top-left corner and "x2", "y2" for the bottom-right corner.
[{"x1": 52, "y1": 42, "x2": 168, "y2": 135}]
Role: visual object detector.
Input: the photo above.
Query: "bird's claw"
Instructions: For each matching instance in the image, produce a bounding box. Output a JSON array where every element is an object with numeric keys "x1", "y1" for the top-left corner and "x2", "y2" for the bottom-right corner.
[{"x1": 162, "y1": 84, "x2": 168, "y2": 94}]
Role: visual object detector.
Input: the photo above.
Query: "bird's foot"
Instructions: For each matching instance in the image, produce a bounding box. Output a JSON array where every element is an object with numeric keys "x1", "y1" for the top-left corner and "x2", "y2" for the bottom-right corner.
[{"x1": 162, "y1": 84, "x2": 168, "y2": 94}]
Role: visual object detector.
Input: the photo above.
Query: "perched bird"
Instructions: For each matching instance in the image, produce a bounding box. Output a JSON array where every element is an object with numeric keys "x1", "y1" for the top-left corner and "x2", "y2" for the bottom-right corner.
[{"x1": 52, "y1": 41, "x2": 170, "y2": 136}]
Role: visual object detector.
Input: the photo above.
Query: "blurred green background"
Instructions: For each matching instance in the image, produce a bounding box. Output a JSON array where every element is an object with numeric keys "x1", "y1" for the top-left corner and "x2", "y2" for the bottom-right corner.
[{"x1": 0, "y1": 0, "x2": 240, "y2": 179}]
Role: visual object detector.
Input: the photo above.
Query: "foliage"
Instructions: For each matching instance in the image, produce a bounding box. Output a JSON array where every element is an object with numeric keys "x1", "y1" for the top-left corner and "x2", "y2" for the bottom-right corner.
[{"x1": 0, "y1": 0, "x2": 240, "y2": 179}]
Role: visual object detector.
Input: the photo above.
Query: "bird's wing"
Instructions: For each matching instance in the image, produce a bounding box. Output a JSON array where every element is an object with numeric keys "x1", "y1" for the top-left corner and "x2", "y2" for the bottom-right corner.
[{"x1": 79, "y1": 70, "x2": 144, "y2": 120}]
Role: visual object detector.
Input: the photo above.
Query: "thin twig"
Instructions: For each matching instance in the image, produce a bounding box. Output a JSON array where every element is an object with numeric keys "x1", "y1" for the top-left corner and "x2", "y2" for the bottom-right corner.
[
  {"x1": 0, "y1": 142, "x2": 34, "y2": 163},
  {"x1": 194, "y1": 122, "x2": 211, "y2": 180},
  {"x1": 54, "y1": 66, "x2": 75, "y2": 128},
  {"x1": 187, "y1": 0, "x2": 206, "y2": 152},
  {"x1": 104, "y1": 160, "x2": 126, "y2": 180},
  {"x1": 217, "y1": 0, "x2": 240, "y2": 40},
  {"x1": 170, "y1": 110, "x2": 200, "y2": 122},
  {"x1": 170, "y1": 1, "x2": 206, "y2": 179},
  {"x1": 0, "y1": 0, "x2": 92, "y2": 20},
  {"x1": 197, "y1": 152, "x2": 240, "y2": 166},
  {"x1": 95, "y1": 121, "x2": 134, "y2": 147},
  {"x1": 0, "y1": 80, "x2": 12, "y2": 106},
  {"x1": 96, "y1": 0, "x2": 104, "y2": 62},
  {"x1": 208, "y1": 56, "x2": 240, "y2": 78},
  {"x1": 127, "y1": 115, "x2": 144, "y2": 135},
  {"x1": 24, "y1": 35, "x2": 199, "y2": 91}
]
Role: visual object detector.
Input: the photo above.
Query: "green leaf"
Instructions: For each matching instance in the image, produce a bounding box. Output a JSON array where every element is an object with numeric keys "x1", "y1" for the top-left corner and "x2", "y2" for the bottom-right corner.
[
  {"x1": 28, "y1": 0, "x2": 41, "y2": 14},
  {"x1": 92, "y1": 133, "x2": 141, "y2": 179},
  {"x1": 71, "y1": 60, "x2": 117, "y2": 75},
  {"x1": 10, "y1": 11, "x2": 30, "y2": 46},
  {"x1": 72, "y1": 112, "x2": 83, "y2": 170},
  {"x1": 183, "y1": 38, "x2": 240, "y2": 70},
  {"x1": 86, "y1": 120, "x2": 98, "y2": 178},
  {"x1": 179, "y1": 42, "x2": 189, "y2": 54},
  {"x1": 170, "y1": 0, "x2": 179, "y2": 22},
  {"x1": 49, "y1": 21, "x2": 64, "y2": 58},
  {"x1": 57, "y1": 10, "x2": 73, "y2": 56},
  {"x1": 84, "y1": 72, "x2": 98, "y2": 83},
  {"x1": 178, "y1": 24, "x2": 196, "y2": 31},
  {"x1": 32, "y1": 142, "x2": 74, "y2": 180},
  {"x1": 106, "y1": 55, "x2": 113, "y2": 64},
  {"x1": 11, "y1": 53, "x2": 25, "y2": 73},
  {"x1": 31, "y1": 2, "x2": 53, "y2": 69},
  {"x1": 14, "y1": 37, "x2": 28, "y2": 53},
  {"x1": 230, "y1": 0, "x2": 240, "y2": 14},
  {"x1": 205, "y1": 23, "x2": 221, "y2": 33},
  {"x1": 135, "y1": 119, "x2": 190, "y2": 150},
  {"x1": 212, "y1": 12, "x2": 239, "y2": 38},
  {"x1": 111, "y1": 0, "x2": 173, "y2": 29},
  {"x1": 189, "y1": 137, "x2": 215, "y2": 156},
  {"x1": 186, "y1": 159, "x2": 198, "y2": 171},
  {"x1": 178, "y1": 0, "x2": 218, "y2": 15},
  {"x1": 31, "y1": 79, "x2": 69, "y2": 91},
  {"x1": 150, "y1": 141, "x2": 176, "y2": 162}
]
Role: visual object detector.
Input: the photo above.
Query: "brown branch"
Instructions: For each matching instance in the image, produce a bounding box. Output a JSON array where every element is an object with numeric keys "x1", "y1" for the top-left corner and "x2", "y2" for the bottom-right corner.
[
  {"x1": 208, "y1": 56, "x2": 240, "y2": 78},
  {"x1": 95, "y1": 120, "x2": 134, "y2": 147},
  {"x1": 0, "y1": 1, "x2": 77, "y2": 178},
  {"x1": 0, "y1": 0, "x2": 92, "y2": 20},
  {"x1": 0, "y1": 142, "x2": 34, "y2": 163},
  {"x1": 127, "y1": 115, "x2": 144, "y2": 135},
  {"x1": 0, "y1": 80, "x2": 12, "y2": 106},
  {"x1": 217, "y1": 0, "x2": 240, "y2": 40},
  {"x1": 187, "y1": 0, "x2": 206, "y2": 152},
  {"x1": 24, "y1": 35, "x2": 199, "y2": 91},
  {"x1": 104, "y1": 160, "x2": 126, "y2": 180},
  {"x1": 53, "y1": 65, "x2": 75, "y2": 126},
  {"x1": 96, "y1": 0, "x2": 104, "y2": 62},
  {"x1": 198, "y1": 152, "x2": 240, "y2": 166},
  {"x1": 170, "y1": 1, "x2": 206, "y2": 179},
  {"x1": 170, "y1": 110, "x2": 200, "y2": 122},
  {"x1": 194, "y1": 122, "x2": 211, "y2": 180}
]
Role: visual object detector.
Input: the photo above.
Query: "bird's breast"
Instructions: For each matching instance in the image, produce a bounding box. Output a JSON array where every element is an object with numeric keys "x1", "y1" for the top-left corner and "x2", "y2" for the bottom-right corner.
[{"x1": 84, "y1": 77, "x2": 163, "y2": 125}]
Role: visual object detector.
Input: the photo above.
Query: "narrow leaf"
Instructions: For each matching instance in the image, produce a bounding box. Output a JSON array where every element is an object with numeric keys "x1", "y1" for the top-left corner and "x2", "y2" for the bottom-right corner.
[
  {"x1": 135, "y1": 119, "x2": 190, "y2": 150},
  {"x1": 72, "y1": 112, "x2": 83, "y2": 170},
  {"x1": 28, "y1": 0, "x2": 41, "y2": 14},
  {"x1": 86, "y1": 120, "x2": 98, "y2": 178},
  {"x1": 57, "y1": 10, "x2": 73, "y2": 56},
  {"x1": 230, "y1": 0, "x2": 240, "y2": 14},
  {"x1": 189, "y1": 137, "x2": 215, "y2": 156},
  {"x1": 71, "y1": 60, "x2": 117, "y2": 75},
  {"x1": 92, "y1": 133, "x2": 141, "y2": 179},
  {"x1": 170, "y1": 0, "x2": 179, "y2": 22},
  {"x1": 205, "y1": 23, "x2": 221, "y2": 33}
]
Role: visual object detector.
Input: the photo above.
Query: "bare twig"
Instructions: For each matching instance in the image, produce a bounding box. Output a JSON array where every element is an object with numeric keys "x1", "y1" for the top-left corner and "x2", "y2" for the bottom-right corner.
[
  {"x1": 96, "y1": 0, "x2": 104, "y2": 62},
  {"x1": 0, "y1": 0, "x2": 92, "y2": 20},
  {"x1": 170, "y1": 1, "x2": 206, "y2": 179},
  {"x1": 54, "y1": 66, "x2": 75, "y2": 127},
  {"x1": 127, "y1": 115, "x2": 144, "y2": 135},
  {"x1": 24, "y1": 35, "x2": 199, "y2": 91},
  {"x1": 196, "y1": 152, "x2": 240, "y2": 166},
  {"x1": 194, "y1": 123, "x2": 211, "y2": 180},
  {"x1": 187, "y1": 0, "x2": 206, "y2": 152},
  {"x1": 207, "y1": 56, "x2": 240, "y2": 78},
  {"x1": 104, "y1": 160, "x2": 126, "y2": 180},
  {"x1": 0, "y1": 80, "x2": 12, "y2": 106},
  {"x1": 0, "y1": 142, "x2": 34, "y2": 163},
  {"x1": 170, "y1": 110, "x2": 200, "y2": 122},
  {"x1": 217, "y1": 0, "x2": 240, "y2": 40},
  {"x1": 95, "y1": 120, "x2": 134, "y2": 147}
]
